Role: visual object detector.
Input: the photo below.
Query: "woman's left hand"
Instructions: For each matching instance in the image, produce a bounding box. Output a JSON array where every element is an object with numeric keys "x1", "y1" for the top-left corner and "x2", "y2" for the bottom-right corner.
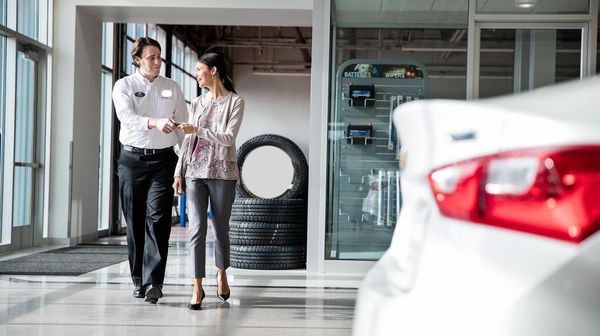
[{"x1": 178, "y1": 122, "x2": 198, "y2": 134}]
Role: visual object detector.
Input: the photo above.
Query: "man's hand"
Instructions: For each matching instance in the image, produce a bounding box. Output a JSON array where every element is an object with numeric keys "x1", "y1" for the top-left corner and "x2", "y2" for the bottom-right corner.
[
  {"x1": 178, "y1": 122, "x2": 199, "y2": 135},
  {"x1": 149, "y1": 118, "x2": 177, "y2": 133}
]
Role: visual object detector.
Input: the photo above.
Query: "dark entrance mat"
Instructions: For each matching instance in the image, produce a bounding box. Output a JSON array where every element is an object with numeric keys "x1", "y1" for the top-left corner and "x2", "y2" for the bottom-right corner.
[{"x1": 0, "y1": 245, "x2": 128, "y2": 276}]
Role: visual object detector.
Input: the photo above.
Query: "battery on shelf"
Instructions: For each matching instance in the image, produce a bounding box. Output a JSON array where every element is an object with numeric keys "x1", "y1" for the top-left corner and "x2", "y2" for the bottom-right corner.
[
  {"x1": 345, "y1": 124, "x2": 374, "y2": 145},
  {"x1": 347, "y1": 84, "x2": 376, "y2": 108}
]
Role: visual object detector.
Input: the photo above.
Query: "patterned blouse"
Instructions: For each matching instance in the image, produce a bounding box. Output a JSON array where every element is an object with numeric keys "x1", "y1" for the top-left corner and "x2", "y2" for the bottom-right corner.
[{"x1": 185, "y1": 93, "x2": 239, "y2": 180}]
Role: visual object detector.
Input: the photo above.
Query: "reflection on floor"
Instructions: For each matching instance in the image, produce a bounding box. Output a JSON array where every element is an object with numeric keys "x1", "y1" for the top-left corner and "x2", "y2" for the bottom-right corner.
[{"x1": 0, "y1": 226, "x2": 362, "y2": 335}]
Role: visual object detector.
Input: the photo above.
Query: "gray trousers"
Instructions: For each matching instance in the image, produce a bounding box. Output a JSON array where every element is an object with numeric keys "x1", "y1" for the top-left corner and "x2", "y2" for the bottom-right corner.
[{"x1": 186, "y1": 178, "x2": 236, "y2": 278}]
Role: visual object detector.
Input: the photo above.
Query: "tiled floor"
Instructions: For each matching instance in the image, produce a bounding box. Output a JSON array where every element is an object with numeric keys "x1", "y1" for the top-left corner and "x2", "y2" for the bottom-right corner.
[{"x1": 0, "y1": 226, "x2": 362, "y2": 335}]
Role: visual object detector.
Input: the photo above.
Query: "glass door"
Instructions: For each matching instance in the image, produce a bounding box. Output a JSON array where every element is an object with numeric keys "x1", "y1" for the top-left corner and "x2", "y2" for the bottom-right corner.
[
  {"x1": 478, "y1": 27, "x2": 583, "y2": 98},
  {"x1": 0, "y1": 36, "x2": 6, "y2": 244},
  {"x1": 12, "y1": 45, "x2": 40, "y2": 249},
  {"x1": 468, "y1": 18, "x2": 589, "y2": 99}
]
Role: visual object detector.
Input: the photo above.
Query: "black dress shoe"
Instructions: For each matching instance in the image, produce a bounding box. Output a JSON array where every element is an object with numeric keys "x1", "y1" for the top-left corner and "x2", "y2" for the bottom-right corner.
[
  {"x1": 145, "y1": 285, "x2": 163, "y2": 304},
  {"x1": 132, "y1": 284, "x2": 146, "y2": 298},
  {"x1": 217, "y1": 290, "x2": 230, "y2": 302},
  {"x1": 188, "y1": 289, "x2": 205, "y2": 310}
]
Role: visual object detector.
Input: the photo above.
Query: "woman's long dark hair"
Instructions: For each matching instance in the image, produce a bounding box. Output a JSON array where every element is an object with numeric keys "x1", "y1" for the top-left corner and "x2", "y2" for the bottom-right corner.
[{"x1": 198, "y1": 52, "x2": 237, "y2": 94}]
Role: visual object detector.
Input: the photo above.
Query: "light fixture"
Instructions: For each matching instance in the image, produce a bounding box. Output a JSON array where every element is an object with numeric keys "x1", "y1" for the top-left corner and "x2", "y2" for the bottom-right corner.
[{"x1": 514, "y1": 0, "x2": 538, "y2": 8}]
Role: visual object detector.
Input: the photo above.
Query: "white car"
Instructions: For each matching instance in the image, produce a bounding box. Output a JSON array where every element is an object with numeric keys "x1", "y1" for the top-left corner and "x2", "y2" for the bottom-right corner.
[{"x1": 352, "y1": 77, "x2": 600, "y2": 336}]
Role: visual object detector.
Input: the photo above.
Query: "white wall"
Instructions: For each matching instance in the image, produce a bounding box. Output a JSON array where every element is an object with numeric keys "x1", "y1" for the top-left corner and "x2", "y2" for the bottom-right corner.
[
  {"x1": 234, "y1": 65, "x2": 310, "y2": 158},
  {"x1": 71, "y1": 10, "x2": 103, "y2": 243},
  {"x1": 49, "y1": 1, "x2": 77, "y2": 240},
  {"x1": 50, "y1": 3, "x2": 103, "y2": 243}
]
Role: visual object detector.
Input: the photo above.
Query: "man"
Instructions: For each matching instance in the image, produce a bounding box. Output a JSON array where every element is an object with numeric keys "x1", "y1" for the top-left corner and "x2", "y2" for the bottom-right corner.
[{"x1": 112, "y1": 37, "x2": 187, "y2": 304}]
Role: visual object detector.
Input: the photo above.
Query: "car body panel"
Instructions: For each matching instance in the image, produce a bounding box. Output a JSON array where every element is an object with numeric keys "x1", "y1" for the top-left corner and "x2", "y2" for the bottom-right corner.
[{"x1": 352, "y1": 77, "x2": 600, "y2": 336}]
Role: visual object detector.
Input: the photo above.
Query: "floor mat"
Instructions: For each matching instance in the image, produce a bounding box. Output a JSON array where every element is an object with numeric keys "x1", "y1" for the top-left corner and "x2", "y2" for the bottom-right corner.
[{"x1": 0, "y1": 245, "x2": 128, "y2": 276}]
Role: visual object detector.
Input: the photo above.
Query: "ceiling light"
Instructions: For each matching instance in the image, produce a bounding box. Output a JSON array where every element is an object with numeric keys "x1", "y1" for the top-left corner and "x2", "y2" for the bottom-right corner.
[{"x1": 514, "y1": 0, "x2": 538, "y2": 8}]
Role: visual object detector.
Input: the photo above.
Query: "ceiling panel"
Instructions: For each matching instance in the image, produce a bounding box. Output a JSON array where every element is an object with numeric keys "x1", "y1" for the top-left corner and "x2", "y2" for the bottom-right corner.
[
  {"x1": 477, "y1": 0, "x2": 589, "y2": 14},
  {"x1": 334, "y1": 0, "x2": 467, "y2": 28},
  {"x1": 334, "y1": 0, "x2": 590, "y2": 28},
  {"x1": 381, "y1": 0, "x2": 434, "y2": 11},
  {"x1": 432, "y1": 0, "x2": 469, "y2": 11},
  {"x1": 334, "y1": 0, "x2": 383, "y2": 11}
]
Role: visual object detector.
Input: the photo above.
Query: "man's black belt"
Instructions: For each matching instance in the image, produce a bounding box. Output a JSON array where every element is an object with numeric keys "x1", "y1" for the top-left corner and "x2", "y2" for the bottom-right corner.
[{"x1": 123, "y1": 145, "x2": 173, "y2": 155}]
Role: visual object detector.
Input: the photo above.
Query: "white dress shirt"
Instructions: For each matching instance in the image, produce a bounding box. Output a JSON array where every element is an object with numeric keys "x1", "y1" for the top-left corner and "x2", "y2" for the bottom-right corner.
[{"x1": 112, "y1": 71, "x2": 188, "y2": 149}]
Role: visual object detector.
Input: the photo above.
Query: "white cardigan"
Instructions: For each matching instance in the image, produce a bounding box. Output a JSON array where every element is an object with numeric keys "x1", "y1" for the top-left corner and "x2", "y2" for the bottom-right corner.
[{"x1": 174, "y1": 92, "x2": 244, "y2": 179}]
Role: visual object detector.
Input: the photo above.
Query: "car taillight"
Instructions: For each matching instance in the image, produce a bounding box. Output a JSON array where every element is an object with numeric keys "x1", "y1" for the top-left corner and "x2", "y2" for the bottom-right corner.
[{"x1": 428, "y1": 146, "x2": 600, "y2": 243}]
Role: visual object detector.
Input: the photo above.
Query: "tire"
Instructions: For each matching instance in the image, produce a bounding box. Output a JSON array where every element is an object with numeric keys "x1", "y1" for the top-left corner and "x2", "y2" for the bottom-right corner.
[
  {"x1": 229, "y1": 232, "x2": 304, "y2": 246},
  {"x1": 230, "y1": 259, "x2": 305, "y2": 270},
  {"x1": 231, "y1": 204, "x2": 305, "y2": 213},
  {"x1": 237, "y1": 134, "x2": 308, "y2": 199},
  {"x1": 230, "y1": 210, "x2": 306, "y2": 219},
  {"x1": 230, "y1": 221, "x2": 306, "y2": 231},
  {"x1": 231, "y1": 245, "x2": 305, "y2": 254},
  {"x1": 230, "y1": 213, "x2": 305, "y2": 223},
  {"x1": 230, "y1": 208, "x2": 305, "y2": 215},
  {"x1": 233, "y1": 198, "x2": 305, "y2": 207},
  {"x1": 230, "y1": 244, "x2": 306, "y2": 270}
]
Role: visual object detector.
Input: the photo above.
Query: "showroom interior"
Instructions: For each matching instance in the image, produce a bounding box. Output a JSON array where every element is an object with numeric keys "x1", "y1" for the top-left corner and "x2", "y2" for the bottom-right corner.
[
  {"x1": 0, "y1": 0, "x2": 598, "y2": 334},
  {"x1": 0, "y1": 0, "x2": 598, "y2": 272}
]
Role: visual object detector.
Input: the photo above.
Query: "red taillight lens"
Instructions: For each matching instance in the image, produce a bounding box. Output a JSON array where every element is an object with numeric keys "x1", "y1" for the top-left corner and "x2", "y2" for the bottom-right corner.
[{"x1": 429, "y1": 146, "x2": 600, "y2": 243}]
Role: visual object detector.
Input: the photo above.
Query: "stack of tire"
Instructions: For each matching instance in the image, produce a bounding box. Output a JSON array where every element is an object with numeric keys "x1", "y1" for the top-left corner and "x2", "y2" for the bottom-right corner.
[{"x1": 230, "y1": 134, "x2": 308, "y2": 270}]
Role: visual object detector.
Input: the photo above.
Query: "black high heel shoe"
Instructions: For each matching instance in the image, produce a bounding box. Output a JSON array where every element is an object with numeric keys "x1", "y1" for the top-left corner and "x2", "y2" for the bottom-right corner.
[
  {"x1": 217, "y1": 289, "x2": 230, "y2": 302},
  {"x1": 188, "y1": 289, "x2": 205, "y2": 310},
  {"x1": 217, "y1": 273, "x2": 230, "y2": 301}
]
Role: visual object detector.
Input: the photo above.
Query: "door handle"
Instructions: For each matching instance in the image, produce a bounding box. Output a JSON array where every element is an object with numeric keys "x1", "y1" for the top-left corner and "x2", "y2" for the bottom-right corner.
[{"x1": 14, "y1": 162, "x2": 41, "y2": 168}]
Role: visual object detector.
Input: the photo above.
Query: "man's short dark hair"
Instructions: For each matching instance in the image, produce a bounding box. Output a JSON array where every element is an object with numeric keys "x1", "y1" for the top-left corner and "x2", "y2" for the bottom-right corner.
[{"x1": 131, "y1": 37, "x2": 161, "y2": 68}]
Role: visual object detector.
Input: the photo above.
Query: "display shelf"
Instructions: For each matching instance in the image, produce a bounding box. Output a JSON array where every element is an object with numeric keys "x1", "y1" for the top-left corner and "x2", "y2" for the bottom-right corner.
[{"x1": 327, "y1": 59, "x2": 428, "y2": 261}]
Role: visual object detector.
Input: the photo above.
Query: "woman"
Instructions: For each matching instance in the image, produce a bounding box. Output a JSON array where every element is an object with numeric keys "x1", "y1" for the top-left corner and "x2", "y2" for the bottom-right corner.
[{"x1": 173, "y1": 53, "x2": 244, "y2": 310}]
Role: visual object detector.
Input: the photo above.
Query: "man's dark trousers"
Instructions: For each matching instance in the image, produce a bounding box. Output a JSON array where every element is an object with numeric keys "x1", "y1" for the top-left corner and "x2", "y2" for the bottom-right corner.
[{"x1": 118, "y1": 149, "x2": 177, "y2": 286}]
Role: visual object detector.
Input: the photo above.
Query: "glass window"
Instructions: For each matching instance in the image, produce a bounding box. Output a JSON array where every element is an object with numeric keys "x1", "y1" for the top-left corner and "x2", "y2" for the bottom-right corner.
[
  {"x1": 160, "y1": 61, "x2": 166, "y2": 77},
  {"x1": 185, "y1": 47, "x2": 191, "y2": 71},
  {"x1": 171, "y1": 36, "x2": 178, "y2": 66},
  {"x1": 126, "y1": 23, "x2": 145, "y2": 39},
  {"x1": 156, "y1": 26, "x2": 167, "y2": 77},
  {"x1": 135, "y1": 24, "x2": 145, "y2": 39},
  {"x1": 124, "y1": 39, "x2": 133, "y2": 75},
  {"x1": 327, "y1": 1, "x2": 468, "y2": 261},
  {"x1": 0, "y1": 36, "x2": 5, "y2": 240},
  {"x1": 172, "y1": 68, "x2": 182, "y2": 91},
  {"x1": 184, "y1": 46, "x2": 192, "y2": 100},
  {"x1": 178, "y1": 39, "x2": 184, "y2": 66},
  {"x1": 157, "y1": 33, "x2": 197, "y2": 101},
  {"x1": 13, "y1": 50, "x2": 37, "y2": 227},
  {"x1": 0, "y1": 0, "x2": 6, "y2": 26},
  {"x1": 99, "y1": 22, "x2": 114, "y2": 232},
  {"x1": 102, "y1": 22, "x2": 114, "y2": 68},
  {"x1": 147, "y1": 24, "x2": 157, "y2": 40},
  {"x1": 127, "y1": 23, "x2": 134, "y2": 37},
  {"x1": 476, "y1": 0, "x2": 589, "y2": 14},
  {"x1": 479, "y1": 29, "x2": 581, "y2": 98},
  {"x1": 189, "y1": 51, "x2": 198, "y2": 99},
  {"x1": 156, "y1": 26, "x2": 167, "y2": 52},
  {"x1": 17, "y1": 0, "x2": 39, "y2": 40},
  {"x1": 171, "y1": 37, "x2": 184, "y2": 67},
  {"x1": 98, "y1": 71, "x2": 112, "y2": 231}
]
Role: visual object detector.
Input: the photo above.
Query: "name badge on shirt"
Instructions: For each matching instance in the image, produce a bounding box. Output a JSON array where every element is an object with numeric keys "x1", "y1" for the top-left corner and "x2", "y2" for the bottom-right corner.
[
  {"x1": 134, "y1": 91, "x2": 145, "y2": 97},
  {"x1": 161, "y1": 90, "x2": 173, "y2": 99}
]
